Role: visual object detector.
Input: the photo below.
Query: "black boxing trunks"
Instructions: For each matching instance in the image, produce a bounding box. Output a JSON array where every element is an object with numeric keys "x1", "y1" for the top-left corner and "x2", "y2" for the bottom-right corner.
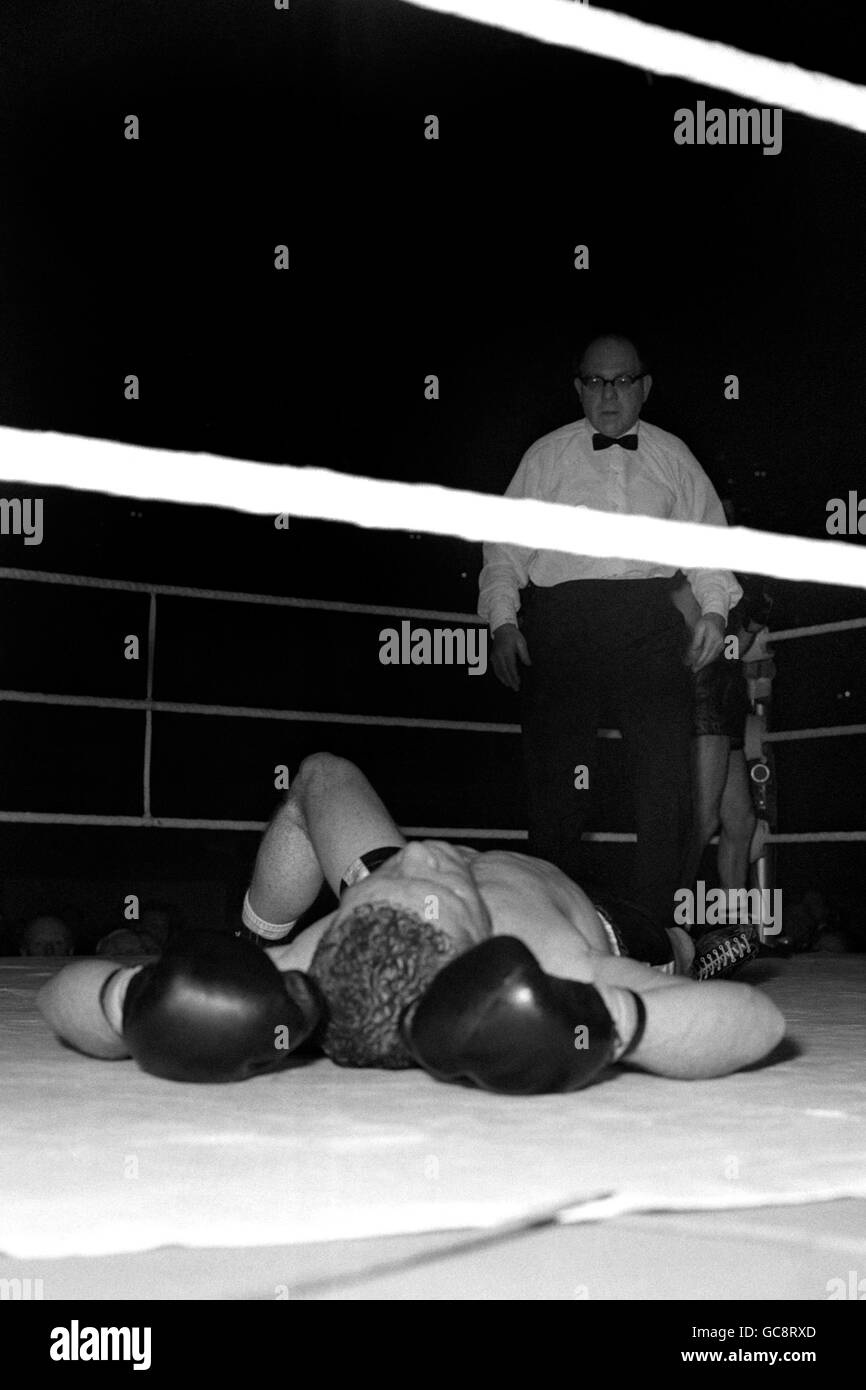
[
  {"x1": 693, "y1": 658, "x2": 749, "y2": 749},
  {"x1": 593, "y1": 897, "x2": 676, "y2": 975},
  {"x1": 340, "y1": 845, "x2": 404, "y2": 897}
]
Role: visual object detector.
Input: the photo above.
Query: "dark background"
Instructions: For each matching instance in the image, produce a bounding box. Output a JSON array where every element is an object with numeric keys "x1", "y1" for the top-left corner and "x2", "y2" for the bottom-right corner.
[{"x1": 0, "y1": 0, "x2": 864, "y2": 946}]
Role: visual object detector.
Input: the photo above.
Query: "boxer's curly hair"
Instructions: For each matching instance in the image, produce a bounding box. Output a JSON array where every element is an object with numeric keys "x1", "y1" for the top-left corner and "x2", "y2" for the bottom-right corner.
[{"x1": 309, "y1": 902, "x2": 458, "y2": 1068}]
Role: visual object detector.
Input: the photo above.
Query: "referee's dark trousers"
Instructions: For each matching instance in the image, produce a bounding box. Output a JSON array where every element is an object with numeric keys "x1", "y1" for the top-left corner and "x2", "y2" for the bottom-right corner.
[{"x1": 518, "y1": 578, "x2": 693, "y2": 928}]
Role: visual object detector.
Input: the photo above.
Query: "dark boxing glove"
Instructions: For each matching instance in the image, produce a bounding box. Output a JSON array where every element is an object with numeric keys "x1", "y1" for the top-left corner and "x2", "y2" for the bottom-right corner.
[
  {"x1": 401, "y1": 936, "x2": 632, "y2": 1095},
  {"x1": 122, "y1": 931, "x2": 322, "y2": 1082}
]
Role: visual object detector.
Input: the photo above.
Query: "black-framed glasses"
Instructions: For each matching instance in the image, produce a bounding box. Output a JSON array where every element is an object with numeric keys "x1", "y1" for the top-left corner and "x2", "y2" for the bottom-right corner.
[{"x1": 578, "y1": 373, "x2": 646, "y2": 391}]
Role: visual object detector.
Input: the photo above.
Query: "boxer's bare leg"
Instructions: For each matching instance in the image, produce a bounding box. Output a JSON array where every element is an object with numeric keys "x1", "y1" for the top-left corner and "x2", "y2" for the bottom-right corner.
[
  {"x1": 247, "y1": 753, "x2": 405, "y2": 924},
  {"x1": 246, "y1": 772, "x2": 325, "y2": 927},
  {"x1": 684, "y1": 734, "x2": 730, "y2": 887},
  {"x1": 718, "y1": 749, "x2": 756, "y2": 891},
  {"x1": 291, "y1": 752, "x2": 406, "y2": 894},
  {"x1": 666, "y1": 925, "x2": 696, "y2": 975}
]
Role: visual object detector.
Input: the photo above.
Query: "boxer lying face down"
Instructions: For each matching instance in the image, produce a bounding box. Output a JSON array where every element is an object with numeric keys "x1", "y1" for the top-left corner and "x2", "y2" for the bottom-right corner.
[{"x1": 37, "y1": 753, "x2": 784, "y2": 1091}]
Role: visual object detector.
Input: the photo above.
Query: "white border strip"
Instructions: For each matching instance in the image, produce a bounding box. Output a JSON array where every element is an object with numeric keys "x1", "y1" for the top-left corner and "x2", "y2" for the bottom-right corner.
[
  {"x1": 3, "y1": 427, "x2": 866, "y2": 591},
  {"x1": 401, "y1": 0, "x2": 866, "y2": 132}
]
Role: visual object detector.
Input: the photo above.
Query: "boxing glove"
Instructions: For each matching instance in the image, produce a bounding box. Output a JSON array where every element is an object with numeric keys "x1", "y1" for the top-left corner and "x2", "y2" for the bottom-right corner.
[
  {"x1": 400, "y1": 936, "x2": 625, "y2": 1094},
  {"x1": 122, "y1": 931, "x2": 323, "y2": 1082}
]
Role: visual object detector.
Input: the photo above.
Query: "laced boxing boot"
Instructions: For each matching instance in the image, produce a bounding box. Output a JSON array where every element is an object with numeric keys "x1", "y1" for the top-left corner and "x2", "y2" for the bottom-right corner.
[{"x1": 693, "y1": 924, "x2": 760, "y2": 981}]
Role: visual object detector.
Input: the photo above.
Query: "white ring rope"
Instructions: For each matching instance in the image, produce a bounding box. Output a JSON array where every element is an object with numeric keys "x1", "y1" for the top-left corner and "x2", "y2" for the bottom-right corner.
[
  {"x1": 3, "y1": 565, "x2": 865, "y2": 650},
  {"x1": 0, "y1": 812, "x2": 529, "y2": 836},
  {"x1": 767, "y1": 618, "x2": 866, "y2": 642},
  {"x1": 0, "y1": 686, "x2": 628, "y2": 740},
  {"x1": 3, "y1": 426, "x2": 866, "y2": 591},
  {"x1": 0, "y1": 690, "x2": 518, "y2": 735},
  {"x1": 3, "y1": 686, "x2": 865, "y2": 746},
  {"x1": 0, "y1": 566, "x2": 476, "y2": 626},
  {"x1": 768, "y1": 832, "x2": 866, "y2": 843},
  {"x1": 765, "y1": 724, "x2": 866, "y2": 744},
  {"x1": 400, "y1": 0, "x2": 866, "y2": 133},
  {"x1": 0, "y1": 810, "x2": 861, "y2": 845}
]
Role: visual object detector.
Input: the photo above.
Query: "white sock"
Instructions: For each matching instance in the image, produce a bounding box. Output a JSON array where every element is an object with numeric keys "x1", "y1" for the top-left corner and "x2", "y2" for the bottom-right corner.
[{"x1": 241, "y1": 890, "x2": 297, "y2": 941}]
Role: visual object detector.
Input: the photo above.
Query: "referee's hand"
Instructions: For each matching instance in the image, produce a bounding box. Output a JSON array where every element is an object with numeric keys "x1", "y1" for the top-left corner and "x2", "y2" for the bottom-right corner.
[
  {"x1": 491, "y1": 623, "x2": 532, "y2": 691},
  {"x1": 687, "y1": 613, "x2": 726, "y2": 672}
]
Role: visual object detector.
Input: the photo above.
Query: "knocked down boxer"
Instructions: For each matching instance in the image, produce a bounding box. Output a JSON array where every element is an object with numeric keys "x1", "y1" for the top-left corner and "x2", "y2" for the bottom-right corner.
[{"x1": 38, "y1": 754, "x2": 784, "y2": 1093}]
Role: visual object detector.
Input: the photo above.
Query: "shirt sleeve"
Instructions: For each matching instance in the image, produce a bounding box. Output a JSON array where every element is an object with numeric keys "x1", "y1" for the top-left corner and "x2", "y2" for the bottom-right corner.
[
  {"x1": 669, "y1": 445, "x2": 742, "y2": 620},
  {"x1": 477, "y1": 450, "x2": 539, "y2": 630}
]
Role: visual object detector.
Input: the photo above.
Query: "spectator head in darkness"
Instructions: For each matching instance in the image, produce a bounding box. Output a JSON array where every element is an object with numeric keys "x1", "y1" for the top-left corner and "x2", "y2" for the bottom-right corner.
[{"x1": 21, "y1": 915, "x2": 75, "y2": 957}]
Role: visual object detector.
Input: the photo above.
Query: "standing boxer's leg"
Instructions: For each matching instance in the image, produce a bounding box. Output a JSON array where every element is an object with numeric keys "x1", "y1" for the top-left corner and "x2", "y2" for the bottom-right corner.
[
  {"x1": 683, "y1": 733, "x2": 731, "y2": 888},
  {"x1": 718, "y1": 749, "x2": 756, "y2": 891}
]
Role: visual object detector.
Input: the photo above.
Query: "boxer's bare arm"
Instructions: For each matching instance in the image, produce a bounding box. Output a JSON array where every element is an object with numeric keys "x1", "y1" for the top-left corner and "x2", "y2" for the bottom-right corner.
[
  {"x1": 597, "y1": 960, "x2": 785, "y2": 1078},
  {"x1": 591, "y1": 954, "x2": 692, "y2": 992}
]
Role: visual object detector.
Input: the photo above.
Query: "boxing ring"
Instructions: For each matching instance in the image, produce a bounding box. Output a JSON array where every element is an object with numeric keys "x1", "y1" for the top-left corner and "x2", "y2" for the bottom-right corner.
[{"x1": 1, "y1": 560, "x2": 865, "y2": 1300}]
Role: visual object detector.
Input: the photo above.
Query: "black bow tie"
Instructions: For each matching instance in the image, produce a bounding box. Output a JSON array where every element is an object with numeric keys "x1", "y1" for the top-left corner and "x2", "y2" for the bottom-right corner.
[{"x1": 592, "y1": 433, "x2": 638, "y2": 451}]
